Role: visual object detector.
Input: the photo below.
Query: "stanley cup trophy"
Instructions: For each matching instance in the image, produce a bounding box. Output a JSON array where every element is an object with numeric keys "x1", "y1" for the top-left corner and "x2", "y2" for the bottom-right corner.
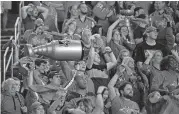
[{"x1": 24, "y1": 40, "x2": 84, "y2": 61}]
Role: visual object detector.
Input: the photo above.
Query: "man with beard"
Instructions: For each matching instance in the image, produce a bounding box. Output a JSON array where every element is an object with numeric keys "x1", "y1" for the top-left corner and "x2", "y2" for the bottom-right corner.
[
  {"x1": 75, "y1": 3, "x2": 96, "y2": 35},
  {"x1": 108, "y1": 73, "x2": 140, "y2": 114}
]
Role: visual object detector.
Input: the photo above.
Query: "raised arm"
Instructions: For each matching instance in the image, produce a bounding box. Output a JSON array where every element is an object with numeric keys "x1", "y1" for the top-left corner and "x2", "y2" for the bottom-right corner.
[
  {"x1": 86, "y1": 46, "x2": 95, "y2": 69},
  {"x1": 92, "y1": 86, "x2": 106, "y2": 114},
  {"x1": 108, "y1": 73, "x2": 120, "y2": 101},
  {"x1": 21, "y1": 6, "x2": 31, "y2": 19},
  {"x1": 60, "y1": 61, "x2": 72, "y2": 81},
  {"x1": 36, "y1": 6, "x2": 49, "y2": 19},
  {"x1": 106, "y1": 17, "x2": 122, "y2": 43},
  {"x1": 33, "y1": 70, "x2": 45, "y2": 85},
  {"x1": 105, "y1": 47, "x2": 117, "y2": 71}
]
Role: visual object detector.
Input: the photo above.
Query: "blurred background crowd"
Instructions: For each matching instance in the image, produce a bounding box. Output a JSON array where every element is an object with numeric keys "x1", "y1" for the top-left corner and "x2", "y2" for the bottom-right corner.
[{"x1": 1, "y1": 1, "x2": 179, "y2": 114}]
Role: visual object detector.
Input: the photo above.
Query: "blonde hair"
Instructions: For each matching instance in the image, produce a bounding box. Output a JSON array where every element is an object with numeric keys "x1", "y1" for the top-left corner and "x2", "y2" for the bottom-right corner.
[
  {"x1": 117, "y1": 49, "x2": 130, "y2": 64},
  {"x1": 1, "y1": 78, "x2": 15, "y2": 92},
  {"x1": 150, "y1": 50, "x2": 163, "y2": 65}
]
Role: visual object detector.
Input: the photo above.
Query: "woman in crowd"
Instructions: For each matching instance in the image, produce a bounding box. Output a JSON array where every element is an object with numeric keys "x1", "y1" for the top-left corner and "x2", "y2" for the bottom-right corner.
[
  {"x1": 62, "y1": 19, "x2": 81, "y2": 40},
  {"x1": 1, "y1": 78, "x2": 27, "y2": 114},
  {"x1": 62, "y1": 4, "x2": 79, "y2": 32},
  {"x1": 141, "y1": 50, "x2": 164, "y2": 91},
  {"x1": 21, "y1": 4, "x2": 49, "y2": 31},
  {"x1": 86, "y1": 45, "x2": 117, "y2": 93}
]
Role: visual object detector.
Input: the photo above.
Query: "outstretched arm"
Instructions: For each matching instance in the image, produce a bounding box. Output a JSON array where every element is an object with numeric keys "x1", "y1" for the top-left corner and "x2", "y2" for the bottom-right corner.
[
  {"x1": 108, "y1": 73, "x2": 120, "y2": 101},
  {"x1": 106, "y1": 17, "x2": 122, "y2": 43}
]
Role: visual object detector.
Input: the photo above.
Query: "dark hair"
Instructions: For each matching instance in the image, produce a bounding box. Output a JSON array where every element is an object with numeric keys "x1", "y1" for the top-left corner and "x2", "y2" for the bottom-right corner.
[
  {"x1": 62, "y1": 105, "x2": 75, "y2": 114},
  {"x1": 91, "y1": 24, "x2": 103, "y2": 34},
  {"x1": 118, "y1": 81, "x2": 132, "y2": 93},
  {"x1": 160, "y1": 55, "x2": 173, "y2": 71},
  {"x1": 35, "y1": 59, "x2": 47, "y2": 66},
  {"x1": 137, "y1": 14, "x2": 146, "y2": 19},
  {"x1": 134, "y1": 7, "x2": 143, "y2": 15},
  {"x1": 47, "y1": 71, "x2": 59, "y2": 80}
]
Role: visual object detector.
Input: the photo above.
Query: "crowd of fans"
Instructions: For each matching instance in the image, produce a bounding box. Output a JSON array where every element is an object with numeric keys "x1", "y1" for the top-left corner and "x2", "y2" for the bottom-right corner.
[{"x1": 1, "y1": 1, "x2": 179, "y2": 114}]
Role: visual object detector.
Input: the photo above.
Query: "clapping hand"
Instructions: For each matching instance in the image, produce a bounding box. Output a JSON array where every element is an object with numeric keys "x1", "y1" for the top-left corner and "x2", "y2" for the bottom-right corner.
[
  {"x1": 21, "y1": 106, "x2": 27, "y2": 113},
  {"x1": 104, "y1": 46, "x2": 112, "y2": 53},
  {"x1": 146, "y1": 50, "x2": 155, "y2": 59}
]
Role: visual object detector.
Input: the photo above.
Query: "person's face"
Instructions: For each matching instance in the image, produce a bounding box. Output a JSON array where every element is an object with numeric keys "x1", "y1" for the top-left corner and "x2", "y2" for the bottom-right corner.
[
  {"x1": 176, "y1": 33, "x2": 179, "y2": 44},
  {"x1": 94, "y1": 52, "x2": 101, "y2": 63},
  {"x1": 122, "y1": 84, "x2": 133, "y2": 98},
  {"x1": 71, "y1": 5, "x2": 79, "y2": 16},
  {"x1": 76, "y1": 72, "x2": 87, "y2": 89},
  {"x1": 50, "y1": 75, "x2": 62, "y2": 86},
  {"x1": 149, "y1": 91, "x2": 161, "y2": 103},
  {"x1": 68, "y1": 22, "x2": 76, "y2": 33},
  {"x1": 13, "y1": 80, "x2": 21, "y2": 92},
  {"x1": 113, "y1": 31, "x2": 121, "y2": 41},
  {"x1": 44, "y1": 62, "x2": 50, "y2": 73},
  {"x1": 8, "y1": 80, "x2": 17, "y2": 94},
  {"x1": 155, "y1": 1, "x2": 165, "y2": 11},
  {"x1": 148, "y1": 30, "x2": 158, "y2": 40},
  {"x1": 34, "y1": 105, "x2": 45, "y2": 114},
  {"x1": 153, "y1": 51, "x2": 163, "y2": 64},
  {"x1": 33, "y1": 8, "x2": 39, "y2": 17},
  {"x1": 127, "y1": 60, "x2": 135, "y2": 69},
  {"x1": 36, "y1": 63, "x2": 46, "y2": 73},
  {"x1": 80, "y1": 4, "x2": 88, "y2": 14},
  {"x1": 135, "y1": 9, "x2": 144, "y2": 17},
  {"x1": 76, "y1": 61, "x2": 86, "y2": 71},
  {"x1": 102, "y1": 90, "x2": 109, "y2": 101},
  {"x1": 120, "y1": 26, "x2": 129, "y2": 36}
]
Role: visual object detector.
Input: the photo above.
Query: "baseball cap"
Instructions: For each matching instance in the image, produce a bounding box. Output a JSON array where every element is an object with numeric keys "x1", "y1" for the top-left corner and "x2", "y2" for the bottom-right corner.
[{"x1": 143, "y1": 26, "x2": 158, "y2": 35}]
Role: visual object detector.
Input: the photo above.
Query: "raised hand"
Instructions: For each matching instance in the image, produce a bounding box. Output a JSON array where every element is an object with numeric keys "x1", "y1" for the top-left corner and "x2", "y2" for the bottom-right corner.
[
  {"x1": 97, "y1": 86, "x2": 107, "y2": 94},
  {"x1": 21, "y1": 106, "x2": 27, "y2": 113},
  {"x1": 171, "y1": 49, "x2": 179, "y2": 57},
  {"x1": 105, "y1": 46, "x2": 112, "y2": 53}
]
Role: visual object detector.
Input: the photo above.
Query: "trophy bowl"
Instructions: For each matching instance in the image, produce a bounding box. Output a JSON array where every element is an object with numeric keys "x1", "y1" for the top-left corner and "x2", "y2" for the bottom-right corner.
[{"x1": 120, "y1": 10, "x2": 134, "y2": 16}]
